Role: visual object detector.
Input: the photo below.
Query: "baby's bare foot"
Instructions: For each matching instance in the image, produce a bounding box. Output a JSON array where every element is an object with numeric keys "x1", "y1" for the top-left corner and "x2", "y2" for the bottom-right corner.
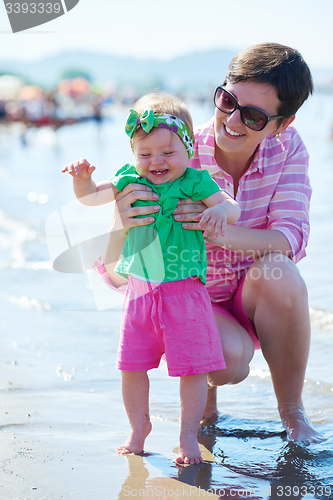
[
  {"x1": 116, "y1": 421, "x2": 152, "y2": 455},
  {"x1": 279, "y1": 406, "x2": 326, "y2": 444},
  {"x1": 175, "y1": 432, "x2": 204, "y2": 465}
]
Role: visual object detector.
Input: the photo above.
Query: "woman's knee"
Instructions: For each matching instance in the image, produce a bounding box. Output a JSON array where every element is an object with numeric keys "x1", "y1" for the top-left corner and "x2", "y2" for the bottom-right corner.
[
  {"x1": 208, "y1": 318, "x2": 254, "y2": 386},
  {"x1": 207, "y1": 359, "x2": 251, "y2": 386},
  {"x1": 246, "y1": 254, "x2": 308, "y2": 307},
  {"x1": 230, "y1": 362, "x2": 251, "y2": 384}
]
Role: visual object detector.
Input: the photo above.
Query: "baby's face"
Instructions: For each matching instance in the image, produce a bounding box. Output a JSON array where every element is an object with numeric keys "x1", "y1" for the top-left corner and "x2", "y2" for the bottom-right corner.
[{"x1": 132, "y1": 128, "x2": 188, "y2": 185}]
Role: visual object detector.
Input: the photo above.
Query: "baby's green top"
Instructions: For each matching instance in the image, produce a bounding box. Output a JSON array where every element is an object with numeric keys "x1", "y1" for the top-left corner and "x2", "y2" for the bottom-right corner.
[{"x1": 112, "y1": 164, "x2": 221, "y2": 283}]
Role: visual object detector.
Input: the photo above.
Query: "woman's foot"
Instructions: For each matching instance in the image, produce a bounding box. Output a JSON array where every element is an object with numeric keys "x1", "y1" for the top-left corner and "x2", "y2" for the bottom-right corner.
[
  {"x1": 279, "y1": 406, "x2": 326, "y2": 444},
  {"x1": 200, "y1": 386, "x2": 219, "y2": 425},
  {"x1": 116, "y1": 421, "x2": 152, "y2": 455},
  {"x1": 175, "y1": 431, "x2": 204, "y2": 465}
]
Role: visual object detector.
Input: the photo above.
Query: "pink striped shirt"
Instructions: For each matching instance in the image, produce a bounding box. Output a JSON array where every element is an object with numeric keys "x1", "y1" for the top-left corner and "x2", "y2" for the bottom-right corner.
[
  {"x1": 94, "y1": 117, "x2": 312, "y2": 304},
  {"x1": 188, "y1": 117, "x2": 312, "y2": 304}
]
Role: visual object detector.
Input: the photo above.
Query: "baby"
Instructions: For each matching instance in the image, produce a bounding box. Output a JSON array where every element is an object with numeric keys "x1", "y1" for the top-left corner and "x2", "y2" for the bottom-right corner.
[{"x1": 63, "y1": 92, "x2": 240, "y2": 464}]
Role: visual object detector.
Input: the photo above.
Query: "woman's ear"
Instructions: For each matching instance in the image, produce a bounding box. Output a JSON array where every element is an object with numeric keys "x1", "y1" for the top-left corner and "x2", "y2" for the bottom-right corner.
[{"x1": 276, "y1": 115, "x2": 295, "y2": 135}]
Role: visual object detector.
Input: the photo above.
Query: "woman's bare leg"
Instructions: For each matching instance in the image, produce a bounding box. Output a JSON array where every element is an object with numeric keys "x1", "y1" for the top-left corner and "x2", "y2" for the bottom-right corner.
[
  {"x1": 176, "y1": 373, "x2": 208, "y2": 464},
  {"x1": 201, "y1": 315, "x2": 254, "y2": 424},
  {"x1": 116, "y1": 370, "x2": 152, "y2": 454},
  {"x1": 242, "y1": 254, "x2": 325, "y2": 443}
]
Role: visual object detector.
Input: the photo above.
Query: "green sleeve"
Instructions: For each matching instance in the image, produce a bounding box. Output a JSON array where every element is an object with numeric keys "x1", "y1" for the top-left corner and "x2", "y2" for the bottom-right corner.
[
  {"x1": 110, "y1": 164, "x2": 140, "y2": 192},
  {"x1": 190, "y1": 169, "x2": 221, "y2": 201}
]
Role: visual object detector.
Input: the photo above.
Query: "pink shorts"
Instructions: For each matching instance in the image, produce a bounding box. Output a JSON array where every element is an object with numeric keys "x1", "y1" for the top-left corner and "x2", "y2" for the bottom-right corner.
[
  {"x1": 117, "y1": 276, "x2": 226, "y2": 377},
  {"x1": 211, "y1": 275, "x2": 261, "y2": 350}
]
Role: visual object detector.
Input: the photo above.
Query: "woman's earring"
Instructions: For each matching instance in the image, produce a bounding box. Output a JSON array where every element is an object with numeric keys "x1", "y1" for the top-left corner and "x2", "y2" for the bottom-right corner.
[{"x1": 274, "y1": 132, "x2": 282, "y2": 138}]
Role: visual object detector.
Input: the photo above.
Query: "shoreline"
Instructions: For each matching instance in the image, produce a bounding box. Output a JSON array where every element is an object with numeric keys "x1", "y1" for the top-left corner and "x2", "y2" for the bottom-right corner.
[{"x1": 1, "y1": 326, "x2": 332, "y2": 499}]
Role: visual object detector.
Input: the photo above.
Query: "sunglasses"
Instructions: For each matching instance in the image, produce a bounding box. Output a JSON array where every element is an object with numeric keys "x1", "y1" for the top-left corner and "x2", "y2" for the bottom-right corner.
[{"x1": 214, "y1": 86, "x2": 284, "y2": 132}]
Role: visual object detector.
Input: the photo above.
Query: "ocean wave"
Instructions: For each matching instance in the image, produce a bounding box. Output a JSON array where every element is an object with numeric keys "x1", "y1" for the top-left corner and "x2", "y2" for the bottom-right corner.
[
  {"x1": 0, "y1": 291, "x2": 51, "y2": 311},
  {"x1": 249, "y1": 368, "x2": 271, "y2": 379},
  {"x1": 0, "y1": 207, "x2": 37, "y2": 267},
  {"x1": 310, "y1": 307, "x2": 333, "y2": 330},
  {"x1": 11, "y1": 261, "x2": 53, "y2": 270},
  {"x1": 0, "y1": 207, "x2": 52, "y2": 272}
]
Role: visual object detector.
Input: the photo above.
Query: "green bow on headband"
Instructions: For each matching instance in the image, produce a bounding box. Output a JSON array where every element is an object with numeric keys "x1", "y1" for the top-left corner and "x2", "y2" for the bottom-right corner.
[
  {"x1": 124, "y1": 107, "x2": 194, "y2": 158},
  {"x1": 125, "y1": 108, "x2": 155, "y2": 140}
]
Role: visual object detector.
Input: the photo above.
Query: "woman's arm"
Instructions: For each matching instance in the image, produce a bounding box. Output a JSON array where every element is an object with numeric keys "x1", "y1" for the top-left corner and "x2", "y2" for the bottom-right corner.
[
  {"x1": 204, "y1": 224, "x2": 292, "y2": 258},
  {"x1": 174, "y1": 198, "x2": 291, "y2": 257}
]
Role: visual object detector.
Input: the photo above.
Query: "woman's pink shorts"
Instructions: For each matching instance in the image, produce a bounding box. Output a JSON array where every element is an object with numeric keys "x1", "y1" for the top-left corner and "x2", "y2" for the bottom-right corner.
[
  {"x1": 117, "y1": 276, "x2": 226, "y2": 377},
  {"x1": 211, "y1": 275, "x2": 261, "y2": 350}
]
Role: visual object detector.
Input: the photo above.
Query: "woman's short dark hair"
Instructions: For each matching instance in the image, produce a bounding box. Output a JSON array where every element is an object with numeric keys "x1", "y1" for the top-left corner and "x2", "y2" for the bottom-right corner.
[{"x1": 223, "y1": 42, "x2": 314, "y2": 118}]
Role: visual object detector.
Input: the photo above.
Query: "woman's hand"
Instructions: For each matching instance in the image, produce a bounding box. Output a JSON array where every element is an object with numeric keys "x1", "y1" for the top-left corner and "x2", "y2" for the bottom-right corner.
[
  {"x1": 172, "y1": 197, "x2": 231, "y2": 241},
  {"x1": 173, "y1": 198, "x2": 206, "y2": 227},
  {"x1": 114, "y1": 183, "x2": 160, "y2": 234}
]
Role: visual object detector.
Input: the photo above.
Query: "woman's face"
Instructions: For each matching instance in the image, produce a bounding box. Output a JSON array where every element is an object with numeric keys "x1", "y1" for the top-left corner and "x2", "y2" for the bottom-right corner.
[{"x1": 214, "y1": 80, "x2": 290, "y2": 159}]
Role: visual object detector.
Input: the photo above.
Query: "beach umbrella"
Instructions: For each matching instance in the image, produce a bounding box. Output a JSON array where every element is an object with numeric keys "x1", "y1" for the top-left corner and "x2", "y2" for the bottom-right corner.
[
  {"x1": 58, "y1": 77, "x2": 90, "y2": 97},
  {"x1": 17, "y1": 85, "x2": 45, "y2": 101},
  {"x1": 71, "y1": 77, "x2": 90, "y2": 95}
]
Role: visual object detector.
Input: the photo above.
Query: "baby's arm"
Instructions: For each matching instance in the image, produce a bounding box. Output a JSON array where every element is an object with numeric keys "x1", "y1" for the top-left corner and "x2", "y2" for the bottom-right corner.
[
  {"x1": 62, "y1": 158, "x2": 119, "y2": 206},
  {"x1": 194, "y1": 191, "x2": 240, "y2": 239}
]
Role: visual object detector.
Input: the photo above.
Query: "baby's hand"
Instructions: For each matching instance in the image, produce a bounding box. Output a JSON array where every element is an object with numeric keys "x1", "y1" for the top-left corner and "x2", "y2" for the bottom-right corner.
[
  {"x1": 62, "y1": 158, "x2": 96, "y2": 180},
  {"x1": 193, "y1": 205, "x2": 228, "y2": 239}
]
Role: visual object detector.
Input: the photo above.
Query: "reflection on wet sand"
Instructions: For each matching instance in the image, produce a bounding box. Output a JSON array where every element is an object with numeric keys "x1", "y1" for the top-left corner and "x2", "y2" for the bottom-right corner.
[
  {"x1": 117, "y1": 443, "x2": 266, "y2": 499},
  {"x1": 116, "y1": 421, "x2": 333, "y2": 500},
  {"x1": 117, "y1": 452, "x2": 221, "y2": 500},
  {"x1": 198, "y1": 424, "x2": 333, "y2": 500}
]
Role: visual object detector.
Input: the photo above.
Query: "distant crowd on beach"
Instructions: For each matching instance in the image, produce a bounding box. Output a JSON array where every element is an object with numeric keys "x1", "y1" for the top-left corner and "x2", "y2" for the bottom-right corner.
[
  {"x1": 0, "y1": 76, "x2": 118, "y2": 130},
  {"x1": 0, "y1": 75, "x2": 208, "y2": 134}
]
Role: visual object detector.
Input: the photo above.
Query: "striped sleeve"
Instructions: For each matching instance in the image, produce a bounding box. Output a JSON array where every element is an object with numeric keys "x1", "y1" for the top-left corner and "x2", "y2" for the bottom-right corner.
[{"x1": 266, "y1": 131, "x2": 312, "y2": 262}]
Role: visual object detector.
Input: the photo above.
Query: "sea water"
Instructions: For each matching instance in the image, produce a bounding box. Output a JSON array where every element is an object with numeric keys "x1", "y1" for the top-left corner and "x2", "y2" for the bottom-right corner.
[{"x1": 0, "y1": 96, "x2": 333, "y2": 499}]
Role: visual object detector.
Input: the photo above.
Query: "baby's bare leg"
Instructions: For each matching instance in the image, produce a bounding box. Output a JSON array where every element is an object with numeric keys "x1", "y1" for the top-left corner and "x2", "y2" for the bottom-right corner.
[
  {"x1": 176, "y1": 374, "x2": 208, "y2": 465},
  {"x1": 116, "y1": 370, "x2": 152, "y2": 455}
]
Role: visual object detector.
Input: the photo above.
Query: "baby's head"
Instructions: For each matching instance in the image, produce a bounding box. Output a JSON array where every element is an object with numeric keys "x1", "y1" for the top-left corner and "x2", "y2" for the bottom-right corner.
[{"x1": 125, "y1": 92, "x2": 194, "y2": 184}]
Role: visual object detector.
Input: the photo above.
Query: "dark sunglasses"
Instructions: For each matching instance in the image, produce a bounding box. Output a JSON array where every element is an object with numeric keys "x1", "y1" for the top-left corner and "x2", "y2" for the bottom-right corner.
[{"x1": 214, "y1": 86, "x2": 284, "y2": 132}]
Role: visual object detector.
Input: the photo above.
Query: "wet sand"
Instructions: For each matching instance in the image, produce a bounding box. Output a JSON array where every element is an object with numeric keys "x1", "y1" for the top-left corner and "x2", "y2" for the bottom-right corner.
[{"x1": 1, "y1": 315, "x2": 332, "y2": 499}]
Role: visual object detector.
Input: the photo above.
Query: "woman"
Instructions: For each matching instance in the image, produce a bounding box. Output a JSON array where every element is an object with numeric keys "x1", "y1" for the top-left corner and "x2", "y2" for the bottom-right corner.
[{"x1": 97, "y1": 43, "x2": 324, "y2": 444}]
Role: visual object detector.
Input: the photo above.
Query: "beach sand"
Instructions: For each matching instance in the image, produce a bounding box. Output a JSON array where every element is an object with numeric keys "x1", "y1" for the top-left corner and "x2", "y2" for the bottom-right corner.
[{"x1": 1, "y1": 310, "x2": 332, "y2": 499}]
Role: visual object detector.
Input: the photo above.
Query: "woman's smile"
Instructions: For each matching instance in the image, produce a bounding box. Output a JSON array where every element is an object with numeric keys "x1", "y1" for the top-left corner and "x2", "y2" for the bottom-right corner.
[{"x1": 224, "y1": 123, "x2": 245, "y2": 137}]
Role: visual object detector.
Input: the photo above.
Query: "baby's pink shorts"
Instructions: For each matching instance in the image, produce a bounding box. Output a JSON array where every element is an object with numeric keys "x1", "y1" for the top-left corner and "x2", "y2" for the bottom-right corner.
[{"x1": 117, "y1": 276, "x2": 226, "y2": 377}]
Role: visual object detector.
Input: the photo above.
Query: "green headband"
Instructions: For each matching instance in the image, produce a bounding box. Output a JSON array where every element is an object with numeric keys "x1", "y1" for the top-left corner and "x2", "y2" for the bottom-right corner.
[{"x1": 125, "y1": 108, "x2": 194, "y2": 159}]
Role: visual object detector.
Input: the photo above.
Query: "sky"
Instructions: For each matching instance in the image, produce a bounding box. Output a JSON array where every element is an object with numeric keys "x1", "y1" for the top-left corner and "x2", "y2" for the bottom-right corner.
[{"x1": 0, "y1": 0, "x2": 332, "y2": 69}]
